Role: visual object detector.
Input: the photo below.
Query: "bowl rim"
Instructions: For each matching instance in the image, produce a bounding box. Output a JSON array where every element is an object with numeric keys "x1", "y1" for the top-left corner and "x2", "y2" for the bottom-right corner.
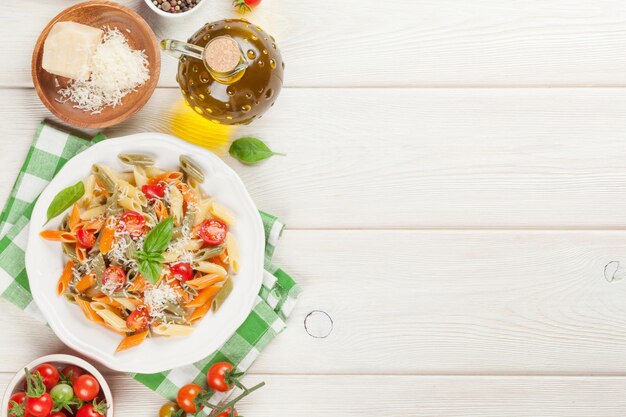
[
  {"x1": 25, "y1": 133, "x2": 265, "y2": 374},
  {"x1": 31, "y1": 0, "x2": 161, "y2": 129},
  {"x1": 0, "y1": 354, "x2": 114, "y2": 417},
  {"x1": 143, "y1": 0, "x2": 209, "y2": 18}
]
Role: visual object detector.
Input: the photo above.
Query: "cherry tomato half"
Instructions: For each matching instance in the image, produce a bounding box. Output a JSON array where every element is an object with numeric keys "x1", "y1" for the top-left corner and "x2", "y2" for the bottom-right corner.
[
  {"x1": 176, "y1": 384, "x2": 203, "y2": 414},
  {"x1": 214, "y1": 408, "x2": 238, "y2": 417},
  {"x1": 142, "y1": 183, "x2": 165, "y2": 199},
  {"x1": 76, "y1": 404, "x2": 104, "y2": 417},
  {"x1": 76, "y1": 229, "x2": 96, "y2": 249},
  {"x1": 126, "y1": 304, "x2": 150, "y2": 332},
  {"x1": 73, "y1": 375, "x2": 100, "y2": 402},
  {"x1": 170, "y1": 263, "x2": 193, "y2": 282},
  {"x1": 61, "y1": 365, "x2": 84, "y2": 385},
  {"x1": 207, "y1": 362, "x2": 234, "y2": 392},
  {"x1": 102, "y1": 266, "x2": 126, "y2": 292},
  {"x1": 119, "y1": 211, "x2": 146, "y2": 237},
  {"x1": 25, "y1": 393, "x2": 53, "y2": 417},
  {"x1": 199, "y1": 219, "x2": 227, "y2": 245},
  {"x1": 33, "y1": 364, "x2": 59, "y2": 391}
]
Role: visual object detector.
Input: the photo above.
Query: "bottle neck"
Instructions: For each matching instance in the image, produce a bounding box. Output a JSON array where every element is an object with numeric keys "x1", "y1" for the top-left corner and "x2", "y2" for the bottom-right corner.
[{"x1": 203, "y1": 36, "x2": 247, "y2": 84}]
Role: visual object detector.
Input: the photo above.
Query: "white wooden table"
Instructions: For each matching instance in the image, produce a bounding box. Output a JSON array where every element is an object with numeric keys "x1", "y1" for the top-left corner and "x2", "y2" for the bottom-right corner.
[{"x1": 3, "y1": 0, "x2": 626, "y2": 415}]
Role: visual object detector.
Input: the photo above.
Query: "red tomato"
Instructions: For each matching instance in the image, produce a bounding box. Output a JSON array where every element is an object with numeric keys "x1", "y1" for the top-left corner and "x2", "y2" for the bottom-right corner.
[
  {"x1": 207, "y1": 362, "x2": 234, "y2": 392},
  {"x1": 73, "y1": 375, "x2": 99, "y2": 402},
  {"x1": 25, "y1": 393, "x2": 52, "y2": 417},
  {"x1": 126, "y1": 304, "x2": 150, "y2": 332},
  {"x1": 76, "y1": 404, "x2": 104, "y2": 417},
  {"x1": 76, "y1": 229, "x2": 96, "y2": 249},
  {"x1": 61, "y1": 365, "x2": 84, "y2": 385},
  {"x1": 119, "y1": 211, "x2": 146, "y2": 237},
  {"x1": 170, "y1": 263, "x2": 193, "y2": 282},
  {"x1": 142, "y1": 183, "x2": 165, "y2": 199},
  {"x1": 8, "y1": 392, "x2": 28, "y2": 417},
  {"x1": 244, "y1": 0, "x2": 261, "y2": 6},
  {"x1": 33, "y1": 364, "x2": 59, "y2": 391},
  {"x1": 214, "y1": 408, "x2": 238, "y2": 417},
  {"x1": 48, "y1": 412, "x2": 67, "y2": 417},
  {"x1": 199, "y1": 219, "x2": 227, "y2": 245},
  {"x1": 102, "y1": 266, "x2": 126, "y2": 292},
  {"x1": 176, "y1": 384, "x2": 203, "y2": 414}
]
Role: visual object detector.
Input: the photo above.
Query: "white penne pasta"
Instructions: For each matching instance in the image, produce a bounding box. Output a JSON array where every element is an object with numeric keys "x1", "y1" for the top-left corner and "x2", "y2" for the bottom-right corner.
[
  {"x1": 116, "y1": 179, "x2": 147, "y2": 206},
  {"x1": 168, "y1": 185, "x2": 184, "y2": 226},
  {"x1": 195, "y1": 261, "x2": 228, "y2": 277},
  {"x1": 118, "y1": 196, "x2": 143, "y2": 213},
  {"x1": 89, "y1": 301, "x2": 109, "y2": 311},
  {"x1": 80, "y1": 175, "x2": 96, "y2": 208},
  {"x1": 193, "y1": 198, "x2": 213, "y2": 226},
  {"x1": 210, "y1": 202, "x2": 236, "y2": 225},
  {"x1": 80, "y1": 205, "x2": 107, "y2": 220},
  {"x1": 145, "y1": 167, "x2": 165, "y2": 178},
  {"x1": 152, "y1": 323, "x2": 194, "y2": 337},
  {"x1": 133, "y1": 166, "x2": 148, "y2": 188},
  {"x1": 113, "y1": 297, "x2": 137, "y2": 311},
  {"x1": 179, "y1": 239, "x2": 204, "y2": 252},
  {"x1": 163, "y1": 251, "x2": 182, "y2": 263},
  {"x1": 117, "y1": 172, "x2": 136, "y2": 183},
  {"x1": 95, "y1": 309, "x2": 129, "y2": 332},
  {"x1": 225, "y1": 232, "x2": 240, "y2": 274}
]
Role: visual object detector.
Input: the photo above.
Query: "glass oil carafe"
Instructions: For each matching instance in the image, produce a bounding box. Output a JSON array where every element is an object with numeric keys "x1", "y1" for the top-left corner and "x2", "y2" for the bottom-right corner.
[{"x1": 161, "y1": 19, "x2": 284, "y2": 125}]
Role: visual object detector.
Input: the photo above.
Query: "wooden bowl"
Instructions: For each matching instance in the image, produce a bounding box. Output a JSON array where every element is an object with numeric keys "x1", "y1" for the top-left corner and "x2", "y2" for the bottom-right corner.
[{"x1": 32, "y1": 1, "x2": 160, "y2": 129}]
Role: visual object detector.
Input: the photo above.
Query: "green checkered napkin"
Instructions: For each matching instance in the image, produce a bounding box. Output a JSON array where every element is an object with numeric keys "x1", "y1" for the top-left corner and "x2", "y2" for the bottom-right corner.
[{"x1": 0, "y1": 122, "x2": 301, "y2": 409}]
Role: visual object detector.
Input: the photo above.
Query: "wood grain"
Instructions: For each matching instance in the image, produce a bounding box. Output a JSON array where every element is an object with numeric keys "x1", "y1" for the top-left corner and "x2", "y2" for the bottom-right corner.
[
  {"x1": 3, "y1": 372, "x2": 626, "y2": 417},
  {"x1": 31, "y1": 1, "x2": 160, "y2": 128},
  {"x1": 4, "y1": 88, "x2": 626, "y2": 228},
  {"x1": 5, "y1": 0, "x2": 626, "y2": 87},
  {"x1": 2, "y1": 230, "x2": 626, "y2": 375}
]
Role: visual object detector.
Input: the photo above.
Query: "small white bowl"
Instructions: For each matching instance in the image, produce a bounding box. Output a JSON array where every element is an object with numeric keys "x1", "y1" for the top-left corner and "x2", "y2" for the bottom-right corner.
[
  {"x1": 144, "y1": 0, "x2": 208, "y2": 18},
  {"x1": 1, "y1": 354, "x2": 114, "y2": 417}
]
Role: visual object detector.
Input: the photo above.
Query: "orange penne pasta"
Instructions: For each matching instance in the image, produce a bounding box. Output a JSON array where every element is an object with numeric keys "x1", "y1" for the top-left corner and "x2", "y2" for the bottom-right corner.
[
  {"x1": 56, "y1": 260, "x2": 75, "y2": 295},
  {"x1": 176, "y1": 182, "x2": 197, "y2": 206},
  {"x1": 153, "y1": 199, "x2": 169, "y2": 221},
  {"x1": 186, "y1": 274, "x2": 224, "y2": 290},
  {"x1": 148, "y1": 172, "x2": 183, "y2": 185},
  {"x1": 40, "y1": 230, "x2": 77, "y2": 243},
  {"x1": 189, "y1": 299, "x2": 213, "y2": 323},
  {"x1": 99, "y1": 217, "x2": 117, "y2": 255},
  {"x1": 75, "y1": 298, "x2": 105, "y2": 324},
  {"x1": 80, "y1": 217, "x2": 105, "y2": 232},
  {"x1": 128, "y1": 275, "x2": 149, "y2": 292},
  {"x1": 76, "y1": 273, "x2": 96, "y2": 293},
  {"x1": 92, "y1": 294, "x2": 123, "y2": 309},
  {"x1": 75, "y1": 245, "x2": 87, "y2": 263},
  {"x1": 185, "y1": 285, "x2": 221, "y2": 308},
  {"x1": 69, "y1": 204, "x2": 81, "y2": 231},
  {"x1": 116, "y1": 331, "x2": 148, "y2": 352}
]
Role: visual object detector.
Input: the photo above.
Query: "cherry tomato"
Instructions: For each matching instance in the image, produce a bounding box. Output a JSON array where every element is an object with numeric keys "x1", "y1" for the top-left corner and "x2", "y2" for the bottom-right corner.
[
  {"x1": 33, "y1": 364, "x2": 59, "y2": 391},
  {"x1": 170, "y1": 263, "x2": 193, "y2": 282},
  {"x1": 48, "y1": 412, "x2": 67, "y2": 417},
  {"x1": 199, "y1": 219, "x2": 227, "y2": 245},
  {"x1": 25, "y1": 393, "x2": 52, "y2": 417},
  {"x1": 102, "y1": 266, "x2": 126, "y2": 292},
  {"x1": 126, "y1": 304, "x2": 150, "y2": 332},
  {"x1": 207, "y1": 362, "x2": 234, "y2": 392},
  {"x1": 119, "y1": 211, "x2": 146, "y2": 237},
  {"x1": 76, "y1": 229, "x2": 96, "y2": 249},
  {"x1": 76, "y1": 404, "x2": 104, "y2": 417},
  {"x1": 8, "y1": 392, "x2": 27, "y2": 417},
  {"x1": 142, "y1": 183, "x2": 165, "y2": 199},
  {"x1": 244, "y1": 0, "x2": 261, "y2": 6},
  {"x1": 61, "y1": 365, "x2": 84, "y2": 385},
  {"x1": 214, "y1": 408, "x2": 238, "y2": 417},
  {"x1": 176, "y1": 384, "x2": 203, "y2": 414},
  {"x1": 73, "y1": 375, "x2": 100, "y2": 402},
  {"x1": 159, "y1": 402, "x2": 180, "y2": 417}
]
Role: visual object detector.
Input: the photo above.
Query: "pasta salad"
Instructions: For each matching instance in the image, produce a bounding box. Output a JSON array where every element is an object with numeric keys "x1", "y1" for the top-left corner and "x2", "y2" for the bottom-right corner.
[{"x1": 40, "y1": 153, "x2": 240, "y2": 353}]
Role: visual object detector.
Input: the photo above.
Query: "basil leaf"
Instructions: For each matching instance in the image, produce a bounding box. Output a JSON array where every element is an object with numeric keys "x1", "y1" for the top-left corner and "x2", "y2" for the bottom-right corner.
[
  {"x1": 143, "y1": 217, "x2": 173, "y2": 253},
  {"x1": 46, "y1": 181, "x2": 85, "y2": 223},
  {"x1": 134, "y1": 250, "x2": 149, "y2": 262},
  {"x1": 139, "y1": 260, "x2": 162, "y2": 285},
  {"x1": 228, "y1": 137, "x2": 285, "y2": 164}
]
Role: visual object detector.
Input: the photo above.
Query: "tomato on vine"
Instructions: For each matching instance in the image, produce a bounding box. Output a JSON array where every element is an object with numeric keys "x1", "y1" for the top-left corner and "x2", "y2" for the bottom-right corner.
[
  {"x1": 23, "y1": 371, "x2": 53, "y2": 417},
  {"x1": 207, "y1": 362, "x2": 244, "y2": 392},
  {"x1": 7, "y1": 392, "x2": 27, "y2": 417},
  {"x1": 33, "y1": 364, "x2": 59, "y2": 391},
  {"x1": 176, "y1": 384, "x2": 203, "y2": 414},
  {"x1": 233, "y1": 0, "x2": 261, "y2": 13},
  {"x1": 76, "y1": 400, "x2": 107, "y2": 417},
  {"x1": 73, "y1": 375, "x2": 100, "y2": 402}
]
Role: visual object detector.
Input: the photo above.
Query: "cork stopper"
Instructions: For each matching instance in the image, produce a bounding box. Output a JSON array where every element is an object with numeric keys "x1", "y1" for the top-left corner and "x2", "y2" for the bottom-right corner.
[{"x1": 204, "y1": 37, "x2": 241, "y2": 73}]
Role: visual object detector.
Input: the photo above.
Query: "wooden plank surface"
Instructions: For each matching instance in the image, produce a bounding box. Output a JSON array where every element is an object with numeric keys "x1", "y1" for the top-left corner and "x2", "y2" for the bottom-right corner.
[
  {"x1": 2, "y1": 230, "x2": 626, "y2": 375},
  {"x1": 3, "y1": 372, "x2": 626, "y2": 417},
  {"x1": 4, "y1": 88, "x2": 626, "y2": 228},
  {"x1": 4, "y1": 0, "x2": 626, "y2": 87}
]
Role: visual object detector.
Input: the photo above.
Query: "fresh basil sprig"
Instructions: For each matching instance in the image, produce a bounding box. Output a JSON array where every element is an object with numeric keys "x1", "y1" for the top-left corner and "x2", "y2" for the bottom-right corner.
[
  {"x1": 228, "y1": 137, "x2": 285, "y2": 164},
  {"x1": 134, "y1": 217, "x2": 173, "y2": 284},
  {"x1": 46, "y1": 181, "x2": 85, "y2": 223}
]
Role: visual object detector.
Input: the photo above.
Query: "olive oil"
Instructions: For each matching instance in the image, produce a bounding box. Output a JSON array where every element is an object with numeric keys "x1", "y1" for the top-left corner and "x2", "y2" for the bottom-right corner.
[{"x1": 163, "y1": 19, "x2": 284, "y2": 125}]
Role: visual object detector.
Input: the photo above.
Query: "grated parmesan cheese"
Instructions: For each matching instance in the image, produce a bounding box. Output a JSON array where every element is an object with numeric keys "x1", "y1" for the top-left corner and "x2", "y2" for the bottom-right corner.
[
  {"x1": 57, "y1": 27, "x2": 150, "y2": 114},
  {"x1": 144, "y1": 284, "x2": 180, "y2": 321}
]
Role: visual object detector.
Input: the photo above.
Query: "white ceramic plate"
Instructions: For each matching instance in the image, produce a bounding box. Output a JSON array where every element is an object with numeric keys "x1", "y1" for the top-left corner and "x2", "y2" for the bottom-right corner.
[{"x1": 26, "y1": 133, "x2": 264, "y2": 373}]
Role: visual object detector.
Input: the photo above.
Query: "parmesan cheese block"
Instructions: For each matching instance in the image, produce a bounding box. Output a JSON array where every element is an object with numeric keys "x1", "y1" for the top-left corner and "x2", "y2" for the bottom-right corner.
[{"x1": 42, "y1": 22, "x2": 103, "y2": 80}]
